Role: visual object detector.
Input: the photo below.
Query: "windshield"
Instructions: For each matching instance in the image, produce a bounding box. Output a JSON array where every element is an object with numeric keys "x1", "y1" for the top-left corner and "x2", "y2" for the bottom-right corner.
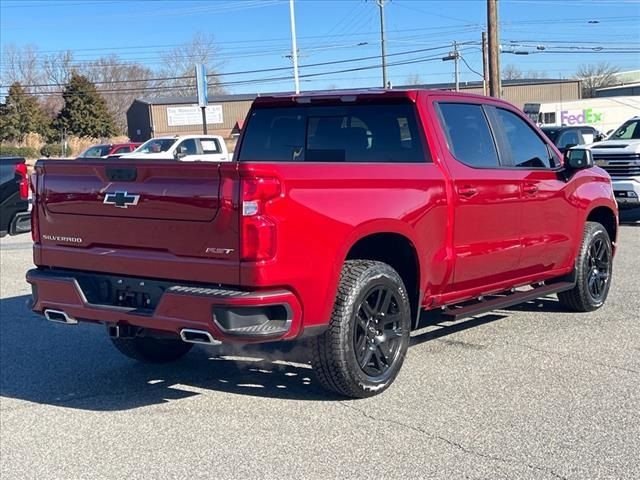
[
  {"x1": 136, "y1": 138, "x2": 176, "y2": 153},
  {"x1": 609, "y1": 119, "x2": 640, "y2": 140},
  {"x1": 81, "y1": 145, "x2": 111, "y2": 157}
]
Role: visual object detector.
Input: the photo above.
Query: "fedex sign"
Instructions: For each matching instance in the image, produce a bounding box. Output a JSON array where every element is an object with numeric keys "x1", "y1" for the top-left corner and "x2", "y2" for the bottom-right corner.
[{"x1": 560, "y1": 108, "x2": 604, "y2": 125}]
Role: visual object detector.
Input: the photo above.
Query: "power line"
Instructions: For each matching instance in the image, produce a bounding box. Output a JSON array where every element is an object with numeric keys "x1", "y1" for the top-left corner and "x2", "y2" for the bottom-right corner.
[
  {"x1": 3, "y1": 53, "x2": 449, "y2": 98},
  {"x1": 1, "y1": 44, "x2": 462, "y2": 89}
]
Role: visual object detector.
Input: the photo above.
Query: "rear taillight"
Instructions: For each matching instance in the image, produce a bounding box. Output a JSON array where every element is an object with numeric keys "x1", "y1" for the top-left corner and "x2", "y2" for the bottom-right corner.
[
  {"x1": 30, "y1": 173, "x2": 39, "y2": 243},
  {"x1": 15, "y1": 163, "x2": 28, "y2": 200},
  {"x1": 240, "y1": 177, "x2": 281, "y2": 261}
]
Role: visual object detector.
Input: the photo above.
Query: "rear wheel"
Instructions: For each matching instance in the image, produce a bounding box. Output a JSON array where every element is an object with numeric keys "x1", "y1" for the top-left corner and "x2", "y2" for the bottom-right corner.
[
  {"x1": 110, "y1": 335, "x2": 193, "y2": 363},
  {"x1": 311, "y1": 260, "x2": 411, "y2": 398},
  {"x1": 558, "y1": 221, "x2": 613, "y2": 312}
]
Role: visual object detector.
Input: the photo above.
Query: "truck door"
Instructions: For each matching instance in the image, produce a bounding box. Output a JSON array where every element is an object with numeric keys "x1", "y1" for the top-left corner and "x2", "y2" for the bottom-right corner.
[
  {"x1": 435, "y1": 101, "x2": 523, "y2": 293},
  {"x1": 486, "y1": 106, "x2": 579, "y2": 276}
]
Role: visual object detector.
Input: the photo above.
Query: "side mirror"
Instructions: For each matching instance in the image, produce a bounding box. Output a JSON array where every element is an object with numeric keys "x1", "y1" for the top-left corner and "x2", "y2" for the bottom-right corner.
[
  {"x1": 175, "y1": 146, "x2": 187, "y2": 159},
  {"x1": 564, "y1": 148, "x2": 593, "y2": 170}
]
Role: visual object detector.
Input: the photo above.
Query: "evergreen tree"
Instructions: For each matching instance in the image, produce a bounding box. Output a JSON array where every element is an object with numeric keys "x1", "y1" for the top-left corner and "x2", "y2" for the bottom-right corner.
[
  {"x1": 56, "y1": 74, "x2": 115, "y2": 138},
  {"x1": 0, "y1": 82, "x2": 51, "y2": 142}
]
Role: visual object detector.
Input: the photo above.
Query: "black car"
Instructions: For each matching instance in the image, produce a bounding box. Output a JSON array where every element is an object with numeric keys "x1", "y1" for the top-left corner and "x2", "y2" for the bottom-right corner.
[
  {"x1": 0, "y1": 156, "x2": 31, "y2": 237},
  {"x1": 540, "y1": 126, "x2": 603, "y2": 154}
]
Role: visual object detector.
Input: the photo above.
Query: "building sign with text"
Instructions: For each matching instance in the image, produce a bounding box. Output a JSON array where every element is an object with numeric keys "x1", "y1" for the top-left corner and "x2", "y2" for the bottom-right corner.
[{"x1": 167, "y1": 105, "x2": 224, "y2": 126}]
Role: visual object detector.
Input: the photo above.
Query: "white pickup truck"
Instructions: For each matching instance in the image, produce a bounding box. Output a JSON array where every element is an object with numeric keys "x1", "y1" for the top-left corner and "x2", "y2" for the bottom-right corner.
[
  {"x1": 122, "y1": 135, "x2": 230, "y2": 162},
  {"x1": 587, "y1": 117, "x2": 640, "y2": 209}
]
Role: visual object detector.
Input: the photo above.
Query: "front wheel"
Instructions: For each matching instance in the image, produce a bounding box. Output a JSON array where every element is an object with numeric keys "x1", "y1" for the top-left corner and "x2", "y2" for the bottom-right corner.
[
  {"x1": 311, "y1": 260, "x2": 412, "y2": 398},
  {"x1": 110, "y1": 335, "x2": 193, "y2": 363},
  {"x1": 558, "y1": 221, "x2": 613, "y2": 312}
]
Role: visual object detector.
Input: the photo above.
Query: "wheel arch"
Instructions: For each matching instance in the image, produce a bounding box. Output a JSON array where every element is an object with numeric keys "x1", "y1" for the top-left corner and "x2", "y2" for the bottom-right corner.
[
  {"x1": 586, "y1": 205, "x2": 618, "y2": 247},
  {"x1": 344, "y1": 231, "x2": 421, "y2": 328}
]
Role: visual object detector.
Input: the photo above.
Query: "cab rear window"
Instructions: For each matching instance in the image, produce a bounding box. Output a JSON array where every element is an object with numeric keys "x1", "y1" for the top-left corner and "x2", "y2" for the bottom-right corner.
[{"x1": 238, "y1": 103, "x2": 428, "y2": 163}]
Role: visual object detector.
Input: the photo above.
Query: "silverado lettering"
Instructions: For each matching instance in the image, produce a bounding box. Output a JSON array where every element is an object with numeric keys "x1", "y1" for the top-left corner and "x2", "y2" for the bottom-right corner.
[
  {"x1": 26, "y1": 89, "x2": 618, "y2": 398},
  {"x1": 41, "y1": 235, "x2": 83, "y2": 243}
]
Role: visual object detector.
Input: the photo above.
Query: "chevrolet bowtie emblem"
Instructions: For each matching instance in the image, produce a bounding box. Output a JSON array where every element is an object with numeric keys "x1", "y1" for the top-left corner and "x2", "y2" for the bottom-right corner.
[{"x1": 103, "y1": 191, "x2": 140, "y2": 208}]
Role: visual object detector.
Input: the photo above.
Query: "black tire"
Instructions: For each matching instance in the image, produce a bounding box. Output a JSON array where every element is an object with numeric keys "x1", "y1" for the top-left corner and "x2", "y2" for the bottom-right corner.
[
  {"x1": 311, "y1": 260, "x2": 412, "y2": 398},
  {"x1": 558, "y1": 221, "x2": 613, "y2": 312},
  {"x1": 110, "y1": 335, "x2": 193, "y2": 363}
]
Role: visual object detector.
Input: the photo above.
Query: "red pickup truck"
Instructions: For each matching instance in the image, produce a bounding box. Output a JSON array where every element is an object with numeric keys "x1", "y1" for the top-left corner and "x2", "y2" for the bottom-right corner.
[{"x1": 26, "y1": 90, "x2": 618, "y2": 398}]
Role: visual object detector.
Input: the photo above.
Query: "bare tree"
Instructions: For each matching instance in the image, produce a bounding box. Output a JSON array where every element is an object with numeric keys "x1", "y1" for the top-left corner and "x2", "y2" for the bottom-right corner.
[
  {"x1": 404, "y1": 73, "x2": 424, "y2": 85},
  {"x1": 80, "y1": 55, "x2": 154, "y2": 133},
  {"x1": 502, "y1": 64, "x2": 523, "y2": 81},
  {"x1": 575, "y1": 62, "x2": 620, "y2": 98},
  {"x1": 1, "y1": 44, "x2": 43, "y2": 87},
  {"x1": 159, "y1": 32, "x2": 226, "y2": 96},
  {"x1": 525, "y1": 70, "x2": 547, "y2": 79}
]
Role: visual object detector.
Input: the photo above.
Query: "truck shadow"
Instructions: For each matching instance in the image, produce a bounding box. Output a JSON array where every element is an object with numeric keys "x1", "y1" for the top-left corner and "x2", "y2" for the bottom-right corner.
[{"x1": 0, "y1": 293, "x2": 568, "y2": 411}]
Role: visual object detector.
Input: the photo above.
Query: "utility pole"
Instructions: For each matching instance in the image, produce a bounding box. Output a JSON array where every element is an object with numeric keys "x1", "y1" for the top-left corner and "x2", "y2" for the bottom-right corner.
[
  {"x1": 441, "y1": 43, "x2": 460, "y2": 91},
  {"x1": 377, "y1": 0, "x2": 388, "y2": 88},
  {"x1": 453, "y1": 41, "x2": 459, "y2": 92},
  {"x1": 482, "y1": 31, "x2": 489, "y2": 96},
  {"x1": 487, "y1": 0, "x2": 501, "y2": 98},
  {"x1": 289, "y1": 0, "x2": 300, "y2": 94}
]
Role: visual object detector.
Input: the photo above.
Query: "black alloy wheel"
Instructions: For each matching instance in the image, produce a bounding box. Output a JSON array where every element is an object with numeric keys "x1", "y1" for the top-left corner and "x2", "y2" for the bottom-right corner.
[
  {"x1": 353, "y1": 285, "x2": 404, "y2": 378},
  {"x1": 586, "y1": 235, "x2": 611, "y2": 303}
]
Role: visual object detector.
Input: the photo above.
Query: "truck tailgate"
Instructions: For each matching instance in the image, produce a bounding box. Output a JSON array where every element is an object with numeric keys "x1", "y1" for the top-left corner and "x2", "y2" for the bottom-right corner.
[{"x1": 35, "y1": 160, "x2": 240, "y2": 284}]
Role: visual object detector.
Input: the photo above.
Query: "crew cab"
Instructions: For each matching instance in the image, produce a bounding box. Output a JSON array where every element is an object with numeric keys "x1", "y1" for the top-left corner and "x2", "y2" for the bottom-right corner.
[
  {"x1": 0, "y1": 156, "x2": 30, "y2": 237},
  {"x1": 121, "y1": 135, "x2": 229, "y2": 162},
  {"x1": 585, "y1": 117, "x2": 640, "y2": 209},
  {"x1": 26, "y1": 90, "x2": 618, "y2": 398}
]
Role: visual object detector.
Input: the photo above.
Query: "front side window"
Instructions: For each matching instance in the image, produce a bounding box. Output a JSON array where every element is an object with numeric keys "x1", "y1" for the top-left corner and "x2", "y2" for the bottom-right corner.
[
  {"x1": 557, "y1": 131, "x2": 581, "y2": 149},
  {"x1": 492, "y1": 108, "x2": 552, "y2": 168},
  {"x1": 137, "y1": 138, "x2": 176, "y2": 153},
  {"x1": 238, "y1": 103, "x2": 426, "y2": 163},
  {"x1": 437, "y1": 102, "x2": 499, "y2": 168},
  {"x1": 113, "y1": 146, "x2": 131, "y2": 154},
  {"x1": 82, "y1": 145, "x2": 111, "y2": 157},
  {"x1": 176, "y1": 139, "x2": 198, "y2": 155}
]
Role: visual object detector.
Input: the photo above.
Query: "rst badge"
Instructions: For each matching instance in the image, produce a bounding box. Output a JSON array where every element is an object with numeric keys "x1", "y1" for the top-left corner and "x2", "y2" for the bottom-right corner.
[{"x1": 103, "y1": 191, "x2": 140, "y2": 208}]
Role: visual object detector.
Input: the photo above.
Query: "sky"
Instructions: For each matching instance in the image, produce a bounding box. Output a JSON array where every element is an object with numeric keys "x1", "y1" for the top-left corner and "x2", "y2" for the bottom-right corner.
[{"x1": 1, "y1": 0, "x2": 639, "y2": 96}]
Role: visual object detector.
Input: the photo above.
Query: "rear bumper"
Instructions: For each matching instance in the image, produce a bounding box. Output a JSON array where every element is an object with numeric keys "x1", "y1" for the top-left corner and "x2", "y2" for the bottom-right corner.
[
  {"x1": 9, "y1": 211, "x2": 31, "y2": 236},
  {"x1": 26, "y1": 268, "x2": 303, "y2": 343}
]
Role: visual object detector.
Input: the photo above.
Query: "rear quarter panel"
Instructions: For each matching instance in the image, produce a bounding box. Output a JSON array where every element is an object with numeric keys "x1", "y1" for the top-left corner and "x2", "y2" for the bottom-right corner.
[{"x1": 239, "y1": 162, "x2": 449, "y2": 329}]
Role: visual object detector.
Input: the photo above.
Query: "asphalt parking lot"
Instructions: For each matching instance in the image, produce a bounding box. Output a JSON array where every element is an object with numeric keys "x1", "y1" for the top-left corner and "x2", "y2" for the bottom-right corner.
[{"x1": 1, "y1": 221, "x2": 638, "y2": 480}]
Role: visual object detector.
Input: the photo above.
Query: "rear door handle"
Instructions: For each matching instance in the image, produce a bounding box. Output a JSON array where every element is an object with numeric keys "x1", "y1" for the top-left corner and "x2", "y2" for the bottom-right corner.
[
  {"x1": 522, "y1": 183, "x2": 539, "y2": 195},
  {"x1": 457, "y1": 186, "x2": 478, "y2": 198}
]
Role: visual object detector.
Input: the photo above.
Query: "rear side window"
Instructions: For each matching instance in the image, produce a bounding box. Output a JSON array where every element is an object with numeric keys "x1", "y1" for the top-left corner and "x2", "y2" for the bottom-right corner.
[
  {"x1": 199, "y1": 138, "x2": 221, "y2": 154},
  {"x1": 238, "y1": 103, "x2": 426, "y2": 163},
  {"x1": 437, "y1": 103, "x2": 499, "y2": 168},
  {"x1": 492, "y1": 108, "x2": 552, "y2": 168}
]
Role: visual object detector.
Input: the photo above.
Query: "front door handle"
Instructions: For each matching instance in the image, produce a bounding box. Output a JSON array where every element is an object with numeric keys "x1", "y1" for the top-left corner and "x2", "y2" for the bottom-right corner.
[
  {"x1": 457, "y1": 186, "x2": 478, "y2": 198},
  {"x1": 522, "y1": 183, "x2": 539, "y2": 195}
]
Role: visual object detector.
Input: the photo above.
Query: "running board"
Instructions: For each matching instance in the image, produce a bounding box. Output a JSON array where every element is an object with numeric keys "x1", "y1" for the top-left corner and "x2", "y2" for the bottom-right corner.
[{"x1": 441, "y1": 282, "x2": 575, "y2": 322}]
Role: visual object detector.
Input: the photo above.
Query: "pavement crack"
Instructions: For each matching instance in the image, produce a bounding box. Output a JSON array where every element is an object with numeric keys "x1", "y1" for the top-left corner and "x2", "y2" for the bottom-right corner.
[
  {"x1": 338, "y1": 402, "x2": 569, "y2": 480},
  {"x1": 512, "y1": 343, "x2": 639, "y2": 375}
]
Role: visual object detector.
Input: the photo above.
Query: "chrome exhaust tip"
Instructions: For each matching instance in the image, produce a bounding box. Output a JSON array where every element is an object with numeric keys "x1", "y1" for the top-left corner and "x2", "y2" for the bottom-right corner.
[
  {"x1": 44, "y1": 309, "x2": 78, "y2": 325},
  {"x1": 180, "y1": 329, "x2": 221, "y2": 345}
]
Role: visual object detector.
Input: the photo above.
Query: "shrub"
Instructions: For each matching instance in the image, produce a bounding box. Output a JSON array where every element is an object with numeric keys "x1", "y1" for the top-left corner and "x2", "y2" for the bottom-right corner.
[
  {"x1": 40, "y1": 143, "x2": 72, "y2": 158},
  {"x1": 0, "y1": 145, "x2": 37, "y2": 158}
]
